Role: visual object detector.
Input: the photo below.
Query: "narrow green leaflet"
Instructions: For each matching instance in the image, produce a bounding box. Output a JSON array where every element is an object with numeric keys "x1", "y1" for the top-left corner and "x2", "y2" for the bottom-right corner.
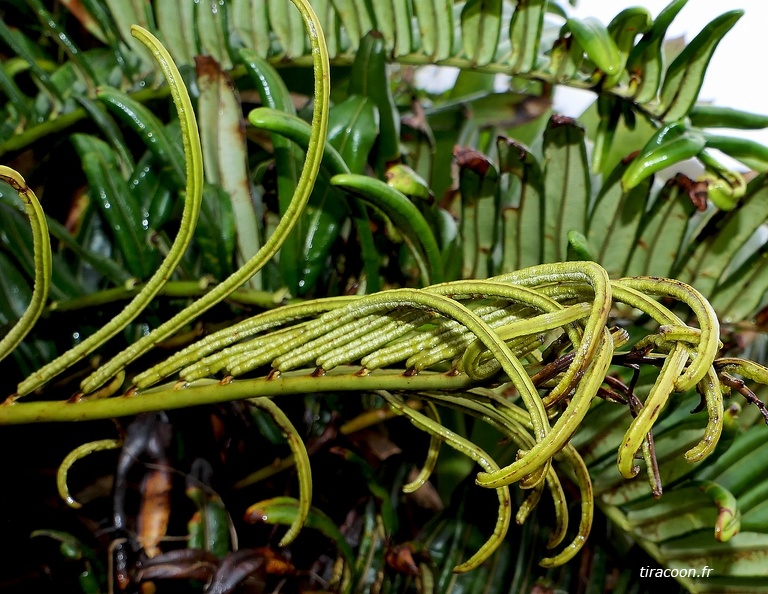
[
  {"x1": 103, "y1": 0, "x2": 156, "y2": 72},
  {"x1": 98, "y1": 87, "x2": 185, "y2": 188},
  {"x1": 626, "y1": 0, "x2": 688, "y2": 103},
  {"x1": 690, "y1": 105, "x2": 768, "y2": 130},
  {"x1": 156, "y1": 0, "x2": 197, "y2": 65},
  {"x1": 592, "y1": 95, "x2": 621, "y2": 176},
  {"x1": 0, "y1": 253, "x2": 34, "y2": 327},
  {"x1": 313, "y1": 0, "x2": 340, "y2": 58},
  {"x1": 607, "y1": 7, "x2": 652, "y2": 72},
  {"x1": 497, "y1": 136, "x2": 544, "y2": 271},
  {"x1": 195, "y1": 0, "x2": 233, "y2": 69},
  {"x1": 127, "y1": 151, "x2": 171, "y2": 229},
  {"x1": 508, "y1": 0, "x2": 546, "y2": 74},
  {"x1": 704, "y1": 134, "x2": 768, "y2": 172},
  {"x1": 349, "y1": 32, "x2": 401, "y2": 170},
  {"x1": 0, "y1": 201, "x2": 81, "y2": 300},
  {"x1": 244, "y1": 496, "x2": 355, "y2": 566},
  {"x1": 196, "y1": 56, "x2": 260, "y2": 286},
  {"x1": 710, "y1": 249, "x2": 768, "y2": 321},
  {"x1": 368, "y1": 0, "x2": 396, "y2": 53},
  {"x1": 186, "y1": 483, "x2": 232, "y2": 557},
  {"x1": 624, "y1": 175, "x2": 698, "y2": 277},
  {"x1": 0, "y1": 20, "x2": 65, "y2": 105},
  {"x1": 413, "y1": 0, "x2": 453, "y2": 60},
  {"x1": 588, "y1": 158, "x2": 653, "y2": 277},
  {"x1": 195, "y1": 183, "x2": 236, "y2": 279},
  {"x1": 230, "y1": 0, "x2": 270, "y2": 58},
  {"x1": 677, "y1": 179, "x2": 768, "y2": 298},
  {"x1": 542, "y1": 115, "x2": 590, "y2": 263},
  {"x1": 330, "y1": 0, "x2": 372, "y2": 52},
  {"x1": 0, "y1": 170, "x2": 51, "y2": 363},
  {"x1": 566, "y1": 17, "x2": 622, "y2": 85},
  {"x1": 61, "y1": 0, "x2": 108, "y2": 42},
  {"x1": 268, "y1": 0, "x2": 306, "y2": 58},
  {"x1": 27, "y1": 0, "x2": 101, "y2": 92},
  {"x1": 621, "y1": 121, "x2": 706, "y2": 192},
  {"x1": 436, "y1": 207, "x2": 462, "y2": 281},
  {"x1": 0, "y1": 63, "x2": 35, "y2": 124},
  {"x1": 456, "y1": 147, "x2": 499, "y2": 279},
  {"x1": 391, "y1": 0, "x2": 413, "y2": 57},
  {"x1": 44, "y1": 215, "x2": 130, "y2": 286},
  {"x1": 461, "y1": 0, "x2": 502, "y2": 66},
  {"x1": 656, "y1": 10, "x2": 743, "y2": 122}
]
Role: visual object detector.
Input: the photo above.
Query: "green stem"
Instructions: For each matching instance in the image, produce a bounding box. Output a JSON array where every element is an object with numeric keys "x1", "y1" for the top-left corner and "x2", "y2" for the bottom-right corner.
[
  {"x1": 0, "y1": 368, "x2": 475, "y2": 424},
  {"x1": 46, "y1": 281, "x2": 300, "y2": 314}
]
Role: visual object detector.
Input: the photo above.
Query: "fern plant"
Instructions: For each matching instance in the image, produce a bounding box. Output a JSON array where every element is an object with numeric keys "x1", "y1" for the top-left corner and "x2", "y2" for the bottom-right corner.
[{"x1": 2, "y1": 1, "x2": 768, "y2": 592}]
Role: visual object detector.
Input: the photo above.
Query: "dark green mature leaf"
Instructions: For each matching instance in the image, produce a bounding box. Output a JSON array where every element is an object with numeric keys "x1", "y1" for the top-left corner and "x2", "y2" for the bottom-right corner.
[
  {"x1": 592, "y1": 95, "x2": 621, "y2": 176},
  {"x1": 27, "y1": 0, "x2": 102, "y2": 89},
  {"x1": 0, "y1": 251, "x2": 33, "y2": 322},
  {"x1": 195, "y1": 182, "x2": 235, "y2": 279},
  {"x1": 331, "y1": 173, "x2": 444, "y2": 284},
  {"x1": 241, "y1": 50, "x2": 303, "y2": 292},
  {"x1": 349, "y1": 32, "x2": 401, "y2": 169},
  {"x1": 607, "y1": 7, "x2": 652, "y2": 67},
  {"x1": 98, "y1": 87, "x2": 185, "y2": 188},
  {"x1": 0, "y1": 19, "x2": 65, "y2": 111},
  {"x1": 368, "y1": 0, "x2": 396, "y2": 53},
  {"x1": 295, "y1": 95, "x2": 379, "y2": 294},
  {"x1": 390, "y1": 0, "x2": 413, "y2": 57},
  {"x1": 45, "y1": 215, "x2": 131, "y2": 286},
  {"x1": 75, "y1": 97, "x2": 134, "y2": 176},
  {"x1": 0, "y1": 54, "x2": 36, "y2": 124},
  {"x1": 72, "y1": 134, "x2": 156, "y2": 279},
  {"x1": 621, "y1": 122, "x2": 706, "y2": 192},
  {"x1": 703, "y1": 134, "x2": 768, "y2": 173},
  {"x1": 330, "y1": 0, "x2": 374, "y2": 53},
  {"x1": 690, "y1": 105, "x2": 768, "y2": 130},
  {"x1": 0, "y1": 200, "x2": 83, "y2": 300},
  {"x1": 128, "y1": 150, "x2": 173, "y2": 230}
]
